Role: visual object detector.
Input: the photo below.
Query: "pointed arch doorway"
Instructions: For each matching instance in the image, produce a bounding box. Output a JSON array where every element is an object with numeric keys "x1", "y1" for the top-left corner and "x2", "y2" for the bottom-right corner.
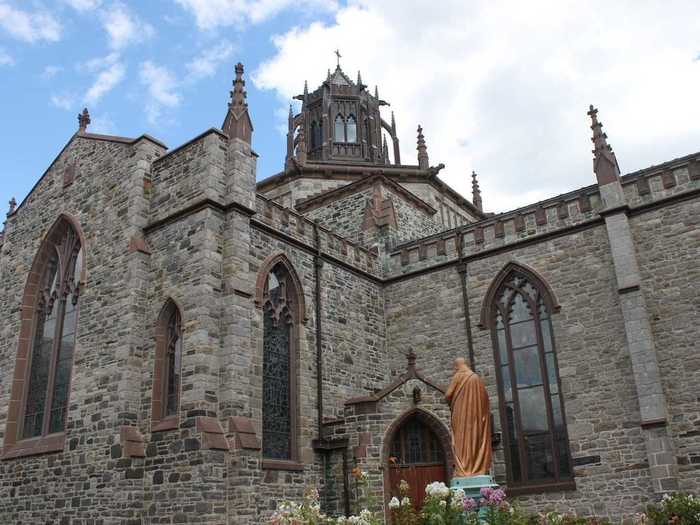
[{"x1": 385, "y1": 410, "x2": 451, "y2": 510}]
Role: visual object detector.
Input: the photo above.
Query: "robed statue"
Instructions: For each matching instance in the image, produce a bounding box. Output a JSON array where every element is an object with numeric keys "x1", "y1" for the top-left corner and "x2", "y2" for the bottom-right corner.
[{"x1": 445, "y1": 358, "x2": 492, "y2": 477}]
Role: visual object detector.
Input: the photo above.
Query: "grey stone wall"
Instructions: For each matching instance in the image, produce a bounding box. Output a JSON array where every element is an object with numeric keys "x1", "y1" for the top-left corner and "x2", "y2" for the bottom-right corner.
[
  {"x1": 258, "y1": 176, "x2": 348, "y2": 207},
  {"x1": 399, "y1": 181, "x2": 480, "y2": 226},
  {"x1": 150, "y1": 130, "x2": 229, "y2": 224},
  {"x1": 304, "y1": 186, "x2": 374, "y2": 245},
  {"x1": 631, "y1": 197, "x2": 700, "y2": 494},
  {"x1": 0, "y1": 134, "x2": 165, "y2": 524},
  {"x1": 385, "y1": 224, "x2": 657, "y2": 520},
  {"x1": 303, "y1": 183, "x2": 442, "y2": 250},
  {"x1": 0, "y1": 116, "x2": 697, "y2": 524}
]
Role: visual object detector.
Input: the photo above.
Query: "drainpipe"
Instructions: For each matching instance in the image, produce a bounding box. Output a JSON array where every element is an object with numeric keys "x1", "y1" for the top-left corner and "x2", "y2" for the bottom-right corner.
[
  {"x1": 456, "y1": 229, "x2": 476, "y2": 372},
  {"x1": 313, "y1": 222, "x2": 324, "y2": 440}
]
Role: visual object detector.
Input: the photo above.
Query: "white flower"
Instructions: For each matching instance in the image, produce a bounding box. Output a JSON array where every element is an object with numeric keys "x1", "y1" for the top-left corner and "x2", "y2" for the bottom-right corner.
[
  {"x1": 401, "y1": 497, "x2": 411, "y2": 507},
  {"x1": 440, "y1": 499, "x2": 447, "y2": 507},
  {"x1": 389, "y1": 497, "x2": 400, "y2": 509},
  {"x1": 452, "y1": 488, "x2": 465, "y2": 501},
  {"x1": 425, "y1": 481, "x2": 450, "y2": 499}
]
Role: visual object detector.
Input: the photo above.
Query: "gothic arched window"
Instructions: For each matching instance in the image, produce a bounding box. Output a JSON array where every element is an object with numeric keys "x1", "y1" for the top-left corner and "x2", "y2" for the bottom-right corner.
[
  {"x1": 152, "y1": 300, "x2": 183, "y2": 430},
  {"x1": 487, "y1": 265, "x2": 573, "y2": 492},
  {"x1": 346, "y1": 114, "x2": 357, "y2": 143},
  {"x1": 334, "y1": 114, "x2": 345, "y2": 142},
  {"x1": 3, "y1": 216, "x2": 84, "y2": 457},
  {"x1": 257, "y1": 255, "x2": 304, "y2": 464}
]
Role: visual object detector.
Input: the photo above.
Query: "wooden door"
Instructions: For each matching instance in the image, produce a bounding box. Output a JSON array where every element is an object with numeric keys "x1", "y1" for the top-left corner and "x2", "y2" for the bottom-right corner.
[
  {"x1": 389, "y1": 464, "x2": 447, "y2": 509},
  {"x1": 387, "y1": 416, "x2": 447, "y2": 510}
]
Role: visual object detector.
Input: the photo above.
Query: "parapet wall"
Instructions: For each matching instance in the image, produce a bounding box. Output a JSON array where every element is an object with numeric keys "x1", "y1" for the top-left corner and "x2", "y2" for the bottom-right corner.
[
  {"x1": 387, "y1": 155, "x2": 699, "y2": 278},
  {"x1": 253, "y1": 194, "x2": 382, "y2": 278}
]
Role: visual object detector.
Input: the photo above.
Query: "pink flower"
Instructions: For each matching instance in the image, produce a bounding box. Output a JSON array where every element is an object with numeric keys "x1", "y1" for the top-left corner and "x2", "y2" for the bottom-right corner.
[
  {"x1": 463, "y1": 497, "x2": 477, "y2": 511},
  {"x1": 490, "y1": 488, "x2": 506, "y2": 504},
  {"x1": 480, "y1": 487, "x2": 493, "y2": 499}
]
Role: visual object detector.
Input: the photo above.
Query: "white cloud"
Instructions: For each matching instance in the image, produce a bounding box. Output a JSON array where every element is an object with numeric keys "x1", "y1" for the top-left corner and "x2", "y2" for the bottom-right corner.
[
  {"x1": 140, "y1": 61, "x2": 181, "y2": 124},
  {"x1": 101, "y1": 3, "x2": 154, "y2": 50},
  {"x1": 175, "y1": 0, "x2": 338, "y2": 30},
  {"x1": 0, "y1": 47, "x2": 14, "y2": 66},
  {"x1": 63, "y1": 0, "x2": 102, "y2": 11},
  {"x1": 0, "y1": 3, "x2": 61, "y2": 43},
  {"x1": 84, "y1": 57, "x2": 126, "y2": 104},
  {"x1": 254, "y1": 1, "x2": 700, "y2": 212},
  {"x1": 51, "y1": 93, "x2": 76, "y2": 110},
  {"x1": 42, "y1": 65, "x2": 63, "y2": 78},
  {"x1": 185, "y1": 41, "x2": 235, "y2": 81},
  {"x1": 89, "y1": 113, "x2": 116, "y2": 134}
]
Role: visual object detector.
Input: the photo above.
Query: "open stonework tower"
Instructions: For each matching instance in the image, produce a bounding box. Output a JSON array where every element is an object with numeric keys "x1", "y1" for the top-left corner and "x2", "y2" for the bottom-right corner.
[{"x1": 0, "y1": 60, "x2": 698, "y2": 524}]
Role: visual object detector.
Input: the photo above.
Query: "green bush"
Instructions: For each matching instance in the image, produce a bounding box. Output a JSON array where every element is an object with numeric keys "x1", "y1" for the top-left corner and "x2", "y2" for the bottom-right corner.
[{"x1": 644, "y1": 493, "x2": 700, "y2": 525}]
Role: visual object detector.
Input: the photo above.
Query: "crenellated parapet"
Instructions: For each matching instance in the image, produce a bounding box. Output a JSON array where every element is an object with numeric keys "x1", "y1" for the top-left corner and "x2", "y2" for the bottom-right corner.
[
  {"x1": 384, "y1": 150, "x2": 699, "y2": 278},
  {"x1": 253, "y1": 194, "x2": 382, "y2": 278},
  {"x1": 621, "y1": 152, "x2": 699, "y2": 208}
]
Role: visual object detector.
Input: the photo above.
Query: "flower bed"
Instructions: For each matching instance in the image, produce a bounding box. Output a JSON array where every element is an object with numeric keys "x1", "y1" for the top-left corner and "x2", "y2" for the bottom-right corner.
[{"x1": 269, "y1": 472, "x2": 700, "y2": 525}]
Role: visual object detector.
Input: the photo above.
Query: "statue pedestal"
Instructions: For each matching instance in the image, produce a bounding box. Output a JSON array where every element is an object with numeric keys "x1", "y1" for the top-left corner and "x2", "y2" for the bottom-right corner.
[{"x1": 451, "y1": 474, "x2": 498, "y2": 500}]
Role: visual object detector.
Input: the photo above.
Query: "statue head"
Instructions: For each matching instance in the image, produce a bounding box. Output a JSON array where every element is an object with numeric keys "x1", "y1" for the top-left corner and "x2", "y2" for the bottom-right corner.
[{"x1": 453, "y1": 357, "x2": 470, "y2": 373}]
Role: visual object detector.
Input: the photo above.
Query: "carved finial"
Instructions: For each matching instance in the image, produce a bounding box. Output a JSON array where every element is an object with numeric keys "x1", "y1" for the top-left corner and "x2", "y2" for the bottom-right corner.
[
  {"x1": 407, "y1": 348, "x2": 417, "y2": 369},
  {"x1": 471, "y1": 171, "x2": 483, "y2": 212},
  {"x1": 374, "y1": 85, "x2": 379, "y2": 99},
  {"x1": 327, "y1": 68, "x2": 331, "y2": 82},
  {"x1": 8, "y1": 197, "x2": 17, "y2": 216},
  {"x1": 222, "y1": 62, "x2": 253, "y2": 144},
  {"x1": 230, "y1": 63, "x2": 247, "y2": 109},
  {"x1": 357, "y1": 70, "x2": 363, "y2": 86},
  {"x1": 77, "y1": 108, "x2": 90, "y2": 133},
  {"x1": 289, "y1": 104, "x2": 293, "y2": 119},
  {"x1": 588, "y1": 105, "x2": 620, "y2": 185},
  {"x1": 390, "y1": 111, "x2": 396, "y2": 133},
  {"x1": 334, "y1": 48, "x2": 342, "y2": 68},
  {"x1": 382, "y1": 135, "x2": 390, "y2": 164},
  {"x1": 416, "y1": 125, "x2": 429, "y2": 169}
]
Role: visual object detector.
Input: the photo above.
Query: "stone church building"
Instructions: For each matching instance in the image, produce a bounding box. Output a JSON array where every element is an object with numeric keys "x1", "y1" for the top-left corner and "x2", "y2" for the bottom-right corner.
[{"x1": 0, "y1": 61, "x2": 698, "y2": 524}]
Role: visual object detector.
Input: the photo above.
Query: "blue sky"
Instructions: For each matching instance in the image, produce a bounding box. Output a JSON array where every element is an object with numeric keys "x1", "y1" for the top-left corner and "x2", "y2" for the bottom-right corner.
[
  {"x1": 0, "y1": 0, "x2": 338, "y2": 214},
  {"x1": 1, "y1": 1, "x2": 700, "y2": 218}
]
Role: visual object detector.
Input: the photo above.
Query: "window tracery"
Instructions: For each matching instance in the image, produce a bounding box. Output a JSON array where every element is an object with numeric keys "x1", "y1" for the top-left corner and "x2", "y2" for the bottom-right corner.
[
  {"x1": 261, "y1": 260, "x2": 300, "y2": 462},
  {"x1": 22, "y1": 222, "x2": 82, "y2": 439},
  {"x1": 490, "y1": 266, "x2": 573, "y2": 490}
]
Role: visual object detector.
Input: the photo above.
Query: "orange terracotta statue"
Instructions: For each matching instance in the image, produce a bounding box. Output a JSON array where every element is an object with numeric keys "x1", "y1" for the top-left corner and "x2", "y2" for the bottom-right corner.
[{"x1": 445, "y1": 358, "x2": 492, "y2": 477}]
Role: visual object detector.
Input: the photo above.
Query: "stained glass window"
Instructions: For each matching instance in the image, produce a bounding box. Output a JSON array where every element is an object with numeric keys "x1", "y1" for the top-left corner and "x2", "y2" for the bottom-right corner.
[
  {"x1": 262, "y1": 262, "x2": 297, "y2": 460},
  {"x1": 22, "y1": 225, "x2": 81, "y2": 439},
  {"x1": 491, "y1": 268, "x2": 572, "y2": 488}
]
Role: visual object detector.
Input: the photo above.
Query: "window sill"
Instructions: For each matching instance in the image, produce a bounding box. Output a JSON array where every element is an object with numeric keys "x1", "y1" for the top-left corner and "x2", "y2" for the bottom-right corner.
[
  {"x1": 151, "y1": 416, "x2": 178, "y2": 432},
  {"x1": 262, "y1": 459, "x2": 305, "y2": 471},
  {"x1": 505, "y1": 479, "x2": 576, "y2": 496},
  {"x1": 2, "y1": 433, "x2": 65, "y2": 460}
]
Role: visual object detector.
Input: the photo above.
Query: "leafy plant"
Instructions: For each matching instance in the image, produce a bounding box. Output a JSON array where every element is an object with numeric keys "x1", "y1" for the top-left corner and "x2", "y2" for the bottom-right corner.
[{"x1": 645, "y1": 493, "x2": 700, "y2": 525}]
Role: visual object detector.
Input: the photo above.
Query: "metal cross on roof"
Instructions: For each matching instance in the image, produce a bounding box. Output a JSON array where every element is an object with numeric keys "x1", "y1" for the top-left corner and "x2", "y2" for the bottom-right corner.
[{"x1": 334, "y1": 49, "x2": 341, "y2": 67}]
